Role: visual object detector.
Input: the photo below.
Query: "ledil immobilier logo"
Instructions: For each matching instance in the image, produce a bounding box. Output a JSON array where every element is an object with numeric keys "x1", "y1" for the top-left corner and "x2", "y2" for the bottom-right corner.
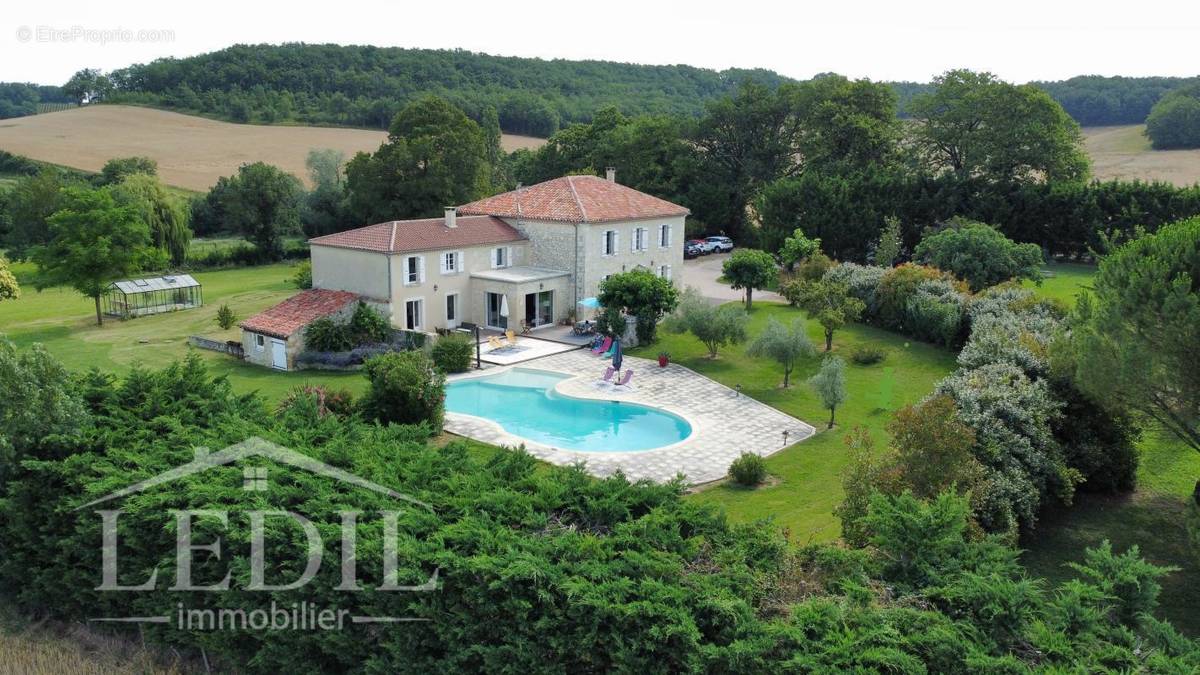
[{"x1": 77, "y1": 437, "x2": 438, "y2": 631}]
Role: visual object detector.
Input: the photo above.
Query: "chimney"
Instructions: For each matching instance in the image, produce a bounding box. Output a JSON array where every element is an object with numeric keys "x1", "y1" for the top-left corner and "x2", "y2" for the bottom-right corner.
[
  {"x1": 605, "y1": 167, "x2": 616, "y2": 183},
  {"x1": 444, "y1": 207, "x2": 457, "y2": 229}
]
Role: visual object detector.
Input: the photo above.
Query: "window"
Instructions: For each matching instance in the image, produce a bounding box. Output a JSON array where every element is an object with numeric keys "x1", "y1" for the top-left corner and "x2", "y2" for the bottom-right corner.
[
  {"x1": 602, "y1": 230, "x2": 618, "y2": 256},
  {"x1": 445, "y1": 293, "x2": 458, "y2": 324},
  {"x1": 404, "y1": 255, "x2": 424, "y2": 285},
  {"x1": 632, "y1": 227, "x2": 648, "y2": 252},
  {"x1": 254, "y1": 334, "x2": 265, "y2": 351},
  {"x1": 440, "y1": 251, "x2": 461, "y2": 275},
  {"x1": 405, "y1": 298, "x2": 423, "y2": 331},
  {"x1": 659, "y1": 223, "x2": 672, "y2": 248},
  {"x1": 659, "y1": 265, "x2": 673, "y2": 281},
  {"x1": 492, "y1": 246, "x2": 511, "y2": 269}
]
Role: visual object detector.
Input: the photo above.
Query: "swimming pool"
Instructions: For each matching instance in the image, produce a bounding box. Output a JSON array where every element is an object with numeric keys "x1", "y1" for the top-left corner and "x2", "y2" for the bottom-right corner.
[{"x1": 445, "y1": 368, "x2": 692, "y2": 452}]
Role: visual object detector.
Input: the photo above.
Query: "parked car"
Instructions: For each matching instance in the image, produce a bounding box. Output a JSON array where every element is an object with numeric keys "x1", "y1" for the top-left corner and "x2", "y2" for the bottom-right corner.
[
  {"x1": 705, "y1": 236, "x2": 734, "y2": 253},
  {"x1": 686, "y1": 239, "x2": 713, "y2": 255},
  {"x1": 684, "y1": 240, "x2": 704, "y2": 258}
]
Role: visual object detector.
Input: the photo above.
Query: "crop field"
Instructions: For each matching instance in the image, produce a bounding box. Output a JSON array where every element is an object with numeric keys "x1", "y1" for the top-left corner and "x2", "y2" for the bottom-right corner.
[
  {"x1": 1084, "y1": 124, "x2": 1200, "y2": 186},
  {"x1": 0, "y1": 105, "x2": 546, "y2": 191}
]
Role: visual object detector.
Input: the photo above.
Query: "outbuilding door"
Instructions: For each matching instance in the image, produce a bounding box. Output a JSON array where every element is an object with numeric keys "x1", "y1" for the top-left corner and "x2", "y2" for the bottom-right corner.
[{"x1": 270, "y1": 339, "x2": 287, "y2": 370}]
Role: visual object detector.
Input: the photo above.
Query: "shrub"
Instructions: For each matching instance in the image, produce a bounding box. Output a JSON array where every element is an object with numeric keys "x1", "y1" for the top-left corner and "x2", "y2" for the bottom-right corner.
[
  {"x1": 824, "y1": 262, "x2": 887, "y2": 319},
  {"x1": 359, "y1": 350, "x2": 445, "y2": 429},
  {"x1": 1068, "y1": 541, "x2": 1177, "y2": 626},
  {"x1": 431, "y1": 334, "x2": 474, "y2": 373},
  {"x1": 876, "y1": 263, "x2": 949, "y2": 332},
  {"x1": 277, "y1": 384, "x2": 354, "y2": 418},
  {"x1": 215, "y1": 303, "x2": 237, "y2": 330},
  {"x1": 304, "y1": 316, "x2": 354, "y2": 352},
  {"x1": 729, "y1": 452, "x2": 767, "y2": 486},
  {"x1": 347, "y1": 301, "x2": 390, "y2": 345},
  {"x1": 304, "y1": 302, "x2": 390, "y2": 352},
  {"x1": 292, "y1": 260, "x2": 312, "y2": 289},
  {"x1": 849, "y1": 344, "x2": 887, "y2": 365},
  {"x1": 913, "y1": 219, "x2": 1043, "y2": 292},
  {"x1": 795, "y1": 251, "x2": 834, "y2": 282},
  {"x1": 904, "y1": 279, "x2": 966, "y2": 347}
]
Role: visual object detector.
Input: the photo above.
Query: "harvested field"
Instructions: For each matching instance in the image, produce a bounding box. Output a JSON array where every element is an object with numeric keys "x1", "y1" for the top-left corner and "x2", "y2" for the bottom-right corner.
[
  {"x1": 0, "y1": 105, "x2": 545, "y2": 191},
  {"x1": 1084, "y1": 124, "x2": 1200, "y2": 186}
]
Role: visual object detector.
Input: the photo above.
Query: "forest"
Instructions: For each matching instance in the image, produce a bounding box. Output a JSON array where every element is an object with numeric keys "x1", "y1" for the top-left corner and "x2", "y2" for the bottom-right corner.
[{"x1": 17, "y1": 43, "x2": 1196, "y2": 135}]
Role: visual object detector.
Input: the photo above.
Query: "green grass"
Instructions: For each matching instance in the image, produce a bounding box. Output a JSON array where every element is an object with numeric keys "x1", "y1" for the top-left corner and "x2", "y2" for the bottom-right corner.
[
  {"x1": 631, "y1": 303, "x2": 958, "y2": 542},
  {"x1": 1023, "y1": 261, "x2": 1097, "y2": 308},
  {"x1": 0, "y1": 262, "x2": 362, "y2": 402}
]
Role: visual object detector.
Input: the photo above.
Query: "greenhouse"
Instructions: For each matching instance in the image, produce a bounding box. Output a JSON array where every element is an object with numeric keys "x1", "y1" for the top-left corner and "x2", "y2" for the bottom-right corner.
[{"x1": 102, "y1": 274, "x2": 203, "y2": 319}]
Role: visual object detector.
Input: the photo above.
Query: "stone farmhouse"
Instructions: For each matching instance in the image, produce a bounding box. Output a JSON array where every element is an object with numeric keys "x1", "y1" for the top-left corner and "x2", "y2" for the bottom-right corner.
[{"x1": 240, "y1": 172, "x2": 688, "y2": 369}]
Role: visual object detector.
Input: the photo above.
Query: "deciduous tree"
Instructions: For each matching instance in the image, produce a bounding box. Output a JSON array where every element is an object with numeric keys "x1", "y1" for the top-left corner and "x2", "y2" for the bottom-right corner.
[
  {"x1": 222, "y1": 162, "x2": 302, "y2": 260},
  {"x1": 31, "y1": 188, "x2": 156, "y2": 325},
  {"x1": 784, "y1": 279, "x2": 865, "y2": 351},
  {"x1": 722, "y1": 249, "x2": 776, "y2": 310}
]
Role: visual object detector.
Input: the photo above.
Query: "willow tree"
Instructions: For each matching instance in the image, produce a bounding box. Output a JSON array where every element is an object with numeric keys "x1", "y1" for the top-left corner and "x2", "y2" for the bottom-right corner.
[{"x1": 109, "y1": 173, "x2": 191, "y2": 265}]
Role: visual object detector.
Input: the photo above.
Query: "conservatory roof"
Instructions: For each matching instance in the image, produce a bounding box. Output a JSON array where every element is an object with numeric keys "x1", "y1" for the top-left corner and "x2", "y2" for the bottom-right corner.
[{"x1": 109, "y1": 274, "x2": 200, "y2": 294}]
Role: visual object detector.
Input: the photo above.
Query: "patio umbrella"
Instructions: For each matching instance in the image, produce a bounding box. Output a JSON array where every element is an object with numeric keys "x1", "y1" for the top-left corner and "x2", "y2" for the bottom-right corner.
[
  {"x1": 611, "y1": 338, "x2": 623, "y2": 372},
  {"x1": 577, "y1": 297, "x2": 601, "y2": 309},
  {"x1": 499, "y1": 294, "x2": 509, "y2": 318}
]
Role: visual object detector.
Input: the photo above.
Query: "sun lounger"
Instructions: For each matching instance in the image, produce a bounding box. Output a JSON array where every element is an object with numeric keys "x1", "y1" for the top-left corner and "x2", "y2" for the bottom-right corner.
[
  {"x1": 591, "y1": 336, "x2": 612, "y2": 355},
  {"x1": 505, "y1": 329, "x2": 518, "y2": 346},
  {"x1": 602, "y1": 367, "x2": 616, "y2": 382},
  {"x1": 487, "y1": 336, "x2": 505, "y2": 350},
  {"x1": 615, "y1": 370, "x2": 633, "y2": 386}
]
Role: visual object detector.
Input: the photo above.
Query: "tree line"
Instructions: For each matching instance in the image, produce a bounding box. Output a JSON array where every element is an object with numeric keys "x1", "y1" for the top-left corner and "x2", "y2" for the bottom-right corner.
[{"x1": 34, "y1": 43, "x2": 1200, "y2": 132}]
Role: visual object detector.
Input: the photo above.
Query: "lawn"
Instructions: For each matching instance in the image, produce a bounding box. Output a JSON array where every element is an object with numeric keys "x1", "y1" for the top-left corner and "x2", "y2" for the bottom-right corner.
[
  {"x1": 631, "y1": 303, "x2": 958, "y2": 542},
  {"x1": 0, "y1": 262, "x2": 363, "y2": 402},
  {"x1": 1023, "y1": 261, "x2": 1097, "y2": 307}
]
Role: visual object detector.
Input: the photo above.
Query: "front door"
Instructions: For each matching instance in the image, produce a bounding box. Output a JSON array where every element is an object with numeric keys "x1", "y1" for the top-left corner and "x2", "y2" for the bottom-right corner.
[{"x1": 270, "y1": 339, "x2": 287, "y2": 370}]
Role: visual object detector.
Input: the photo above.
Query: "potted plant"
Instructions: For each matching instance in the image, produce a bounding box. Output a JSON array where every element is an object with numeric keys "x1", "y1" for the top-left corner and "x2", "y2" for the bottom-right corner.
[{"x1": 657, "y1": 351, "x2": 670, "y2": 368}]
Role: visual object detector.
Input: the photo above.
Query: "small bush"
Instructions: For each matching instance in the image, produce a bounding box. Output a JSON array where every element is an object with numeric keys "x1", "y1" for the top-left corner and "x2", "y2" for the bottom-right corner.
[
  {"x1": 215, "y1": 303, "x2": 237, "y2": 330},
  {"x1": 293, "y1": 261, "x2": 312, "y2": 289},
  {"x1": 431, "y1": 334, "x2": 474, "y2": 373},
  {"x1": 849, "y1": 344, "x2": 887, "y2": 365},
  {"x1": 359, "y1": 350, "x2": 445, "y2": 430},
  {"x1": 304, "y1": 302, "x2": 390, "y2": 352},
  {"x1": 729, "y1": 452, "x2": 767, "y2": 486},
  {"x1": 305, "y1": 316, "x2": 354, "y2": 352},
  {"x1": 277, "y1": 384, "x2": 354, "y2": 418}
]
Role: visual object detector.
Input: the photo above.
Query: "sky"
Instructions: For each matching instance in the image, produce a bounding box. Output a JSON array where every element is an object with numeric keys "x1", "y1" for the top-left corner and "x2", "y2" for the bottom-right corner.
[{"x1": 3, "y1": 0, "x2": 1199, "y2": 86}]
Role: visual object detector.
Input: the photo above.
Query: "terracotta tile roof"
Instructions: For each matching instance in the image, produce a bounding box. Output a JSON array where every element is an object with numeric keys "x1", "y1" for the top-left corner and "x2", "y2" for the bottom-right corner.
[
  {"x1": 240, "y1": 289, "x2": 359, "y2": 339},
  {"x1": 308, "y1": 215, "x2": 525, "y2": 253},
  {"x1": 458, "y1": 175, "x2": 690, "y2": 224}
]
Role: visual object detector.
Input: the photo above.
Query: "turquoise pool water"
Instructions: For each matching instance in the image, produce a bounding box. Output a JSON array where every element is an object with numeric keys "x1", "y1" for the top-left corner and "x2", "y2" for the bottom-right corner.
[{"x1": 445, "y1": 368, "x2": 692, "y2": 452}]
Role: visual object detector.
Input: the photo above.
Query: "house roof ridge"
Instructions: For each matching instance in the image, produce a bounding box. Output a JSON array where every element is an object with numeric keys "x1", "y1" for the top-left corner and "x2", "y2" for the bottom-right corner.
[
  {"x1": 389, "y1": 221, "x2": 397, "y2": 251},
  {"x1": 566, "y1": 175, "x2": 588, "y2": 222}
]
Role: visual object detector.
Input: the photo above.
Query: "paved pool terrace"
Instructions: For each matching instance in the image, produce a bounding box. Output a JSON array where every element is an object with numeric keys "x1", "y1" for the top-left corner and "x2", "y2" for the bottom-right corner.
[{"x1": 444, "y1": 348, "x2": 815, "y2": 484}]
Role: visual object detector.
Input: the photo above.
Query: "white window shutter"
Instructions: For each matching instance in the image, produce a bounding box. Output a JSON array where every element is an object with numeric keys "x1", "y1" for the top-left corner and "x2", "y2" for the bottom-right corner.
[
  {"x1": 613, "y1": 231, "x2": 620, "y2": 256},
  {"x1": 505, "y1": 246, "x2": 512, "y2": 267},
  {"x1": 439, "y1": 253, "x2": 448, "y2": 275},
  {"x1": 666, "y1": 265, "x2": 673, "y2": 281},
  {"x1": 418, "y1": 256, "x2": 425, "y2": 283},
  {"x1": 457, "y1": 251, "x2": 465, "y2": 272},
  {"x1": 491, "y1": 248, "x2": 499, "y2": 269}
]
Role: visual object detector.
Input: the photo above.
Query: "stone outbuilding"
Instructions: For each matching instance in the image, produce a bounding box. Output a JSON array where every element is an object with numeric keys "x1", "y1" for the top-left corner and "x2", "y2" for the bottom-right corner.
[{"x1": 239, "y1": 289, "x2": 359, "y2": 371}]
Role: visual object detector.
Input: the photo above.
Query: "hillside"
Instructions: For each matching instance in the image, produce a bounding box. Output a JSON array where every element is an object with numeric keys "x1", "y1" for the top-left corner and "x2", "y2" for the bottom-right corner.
[
  {"x1": 0, "y1": 105, "x2": 544, "y2": 191},
  {"x1": 1084, "y1": 124, "x2": 1200, "y2": 186}
]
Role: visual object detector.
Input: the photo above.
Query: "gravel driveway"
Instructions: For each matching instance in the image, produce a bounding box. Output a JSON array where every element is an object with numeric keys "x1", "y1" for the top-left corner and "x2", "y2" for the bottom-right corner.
[{"x1": 681, "y1": 253, "x2": 786, "y2": 305}]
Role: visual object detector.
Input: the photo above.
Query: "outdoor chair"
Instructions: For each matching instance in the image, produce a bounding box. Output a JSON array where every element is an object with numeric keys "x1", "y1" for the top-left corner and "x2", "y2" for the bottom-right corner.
[
  {"x1": 615, "y1": 370, "x2": 633, "y2": 386},
  {"x1": 505, "y1": 329, "x2": 518, "y2": 346},
  {"x1": 487, "y1": 336, "x2": 505, "y2": 350},
  {"x1": 602, "y1": 367, "x2": 616, "y2": 382},
  {"x1": 591, "y1": 336, "x2": 613, "y2": 355}
]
